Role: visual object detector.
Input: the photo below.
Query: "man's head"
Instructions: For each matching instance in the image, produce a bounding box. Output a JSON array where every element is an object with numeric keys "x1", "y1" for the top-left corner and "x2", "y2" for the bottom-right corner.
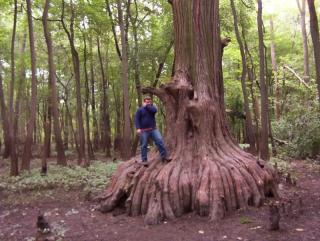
[{"x1": 143, "y1": 96, "x2": 152, "y2": 105}]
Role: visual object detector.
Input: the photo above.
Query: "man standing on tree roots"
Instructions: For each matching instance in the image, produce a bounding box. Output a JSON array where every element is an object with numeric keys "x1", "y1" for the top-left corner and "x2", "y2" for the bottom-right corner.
[{"x1": 135, "y1": 96, "x2": 171, "y2": 167}]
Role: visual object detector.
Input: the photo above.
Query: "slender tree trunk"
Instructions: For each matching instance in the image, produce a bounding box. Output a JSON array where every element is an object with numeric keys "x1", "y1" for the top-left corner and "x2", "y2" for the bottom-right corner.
[
  {"x1": 307, "y1": 0, "x2": 320, "y2": 104},
  {"x1": 83, "y1": 32, "x2": 95, "y2": 159},
  {"x1": 241, "y1": 27, "x2": 260, "y2": 152},
  {"x1": 14, "y1": 33, "x2": 27, "y2": 160},
  {"x1": 130, "y1": 0, "x2": 142, "y2": 106},
  {"x1": 117, "y1": 0, "x2": 131, "y2": 159},
  {"x1": 61, "y1": 0, "x2": 87, "y2": 165},
  {"x1": 257, "y1": 0, "x2": 269, "y2": 160},
  {"x1": 130, "y1": 3, "x2": 142, "y2": 156},
  {"x1": 0, "y1": 64, "x2": 19, "y2": 175},
  {"x1": 269, "y1": 17, "x2": 281, "y2": 120},
  {"x1": 43, "y1": 103, "x2": 51, "y2": 159},
  {"x1": 99, "y1": 0, "x2": 278, "y2": 225},
  {"x1": 8, "y1": 0, "x2": 19, "y2": 169},
  {"x1": 42, "y1": 0, "x2": 66, "y2": 165},
  {"x1": 112, "y1": 83, "x2": 122, "y2": 155},
  {"x1": 63, "y1": 104, "x2": 69, "y2": 150},
  {"x1": 297, "y1": 0, "x2": 310, "y2": 83},
  {"x1": 21, "y1": 0, "x2": 38, "y2": 170},
  {"x1": 97, "y1": 37, "x2": 111, "y2": 157},
  {"x1": 89, "y1": 37, "x2": 99, "y2": 151},
  {"x1": 230, "y1": 0, "x2": 256, "y2": 154}
]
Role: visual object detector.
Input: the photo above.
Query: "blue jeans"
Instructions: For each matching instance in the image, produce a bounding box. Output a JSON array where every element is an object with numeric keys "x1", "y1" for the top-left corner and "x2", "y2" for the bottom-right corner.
[{"x1": 140, "y1": 129, "x2": 167, "y2": 161}]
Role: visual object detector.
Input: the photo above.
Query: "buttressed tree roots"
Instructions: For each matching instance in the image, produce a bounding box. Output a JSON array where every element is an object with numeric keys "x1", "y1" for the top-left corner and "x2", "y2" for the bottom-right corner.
[{"x1": 98, "y1": 0, "x2": 278, "y2": 224}]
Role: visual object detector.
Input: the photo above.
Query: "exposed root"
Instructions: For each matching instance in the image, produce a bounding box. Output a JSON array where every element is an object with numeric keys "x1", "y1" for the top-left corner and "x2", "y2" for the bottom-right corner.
[{"x1": 98, "y1": 149, "x2": 278, "y2": 225}]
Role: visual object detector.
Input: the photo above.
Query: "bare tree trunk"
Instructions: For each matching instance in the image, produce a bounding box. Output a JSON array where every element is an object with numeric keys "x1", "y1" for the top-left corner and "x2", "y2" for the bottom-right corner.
[
  {"x1": 230, "y1": 0, "x2": 256, "y2": 154},
  {"x1": 117, "y1": 0, "x2": 131, "y2": 159},
  {"x1": 14, "y1": 33, "x2": 27, "y2": 160},
  {"x1": 8, "y1": 0, "x2": 18, "y2": 167},
  {"x1": 307, "y1": 0, "x2": 320, "y2": 104},
  {"x1": 89, "y1": 37, "x2": 100, "y2": 151},
  {"x1": 21, "y1": 0, "x2": 38, "y2": 170},
  {"x1": 61, "y1": 0, "x2": 87, "y2": 165},
  {"x1": 42, "y1": 0, "x2": 66, "y2": 165},
  {"x1": 43, "y1": 103, "x2": 51, "y2": 159},
  {"x1": 83, "y1": 32, "x2": 95, "y2": 159},
  {"x1": 99, "y1": 0, "x2": 278, "y2": 225},
  {"x1": 269, "y1": 17, "x2": 281, "y2": 120},
  {"x1": 297, "y1": 0, "x2": 310, "y2": 83},
  {"x1": 257, "y1": 0, "x2": 269, "y2": 160},
  {"x1": 97, "y1": 37, "x2": 112, "y2": 157},
  {"x1": 241, "y1": 27, "x2": 260, "y2": 152},
  {"x1": 112, "y1": 83, "x2": 122, "y2": 156},
  {"x1": 130, "y1": 0, "x2": 142, "y2": 106},
  {"x1": 0, "y1": 64, "x2": 18, "y2": 175}
]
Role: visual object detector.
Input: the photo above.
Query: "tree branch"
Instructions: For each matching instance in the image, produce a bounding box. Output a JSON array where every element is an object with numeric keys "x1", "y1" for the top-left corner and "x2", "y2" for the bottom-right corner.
[
  {"x1": 283, "y1": 65, "x2": 311, "y2": 89},
  {"x1": 142, "y1": 86, "x2": 166, "y2": 102},
  {"x1": 105, "y1": 0, "x2": 122, "y2": 60},
  {"x1": 152, "y1": 39, "x2": 174, "y2": 88},
  {"x1": 240, "y1": 0, "x2": 253, "y2": 9}
]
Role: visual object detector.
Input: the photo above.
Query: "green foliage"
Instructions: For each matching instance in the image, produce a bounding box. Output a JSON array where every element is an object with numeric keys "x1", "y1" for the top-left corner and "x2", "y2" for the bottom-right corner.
[
  {"x1": 273, "y1": 104, "x2": 320, "y2": 159},
  {"x1": 0, "y1": 161, "x2": 118, "y2": 193},
  {"x1": 239, "y1": 216, "x2": 252, "y2": 224}
]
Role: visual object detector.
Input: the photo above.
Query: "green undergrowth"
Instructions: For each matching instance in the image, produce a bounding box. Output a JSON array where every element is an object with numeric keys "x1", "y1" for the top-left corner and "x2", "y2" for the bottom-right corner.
[
  {"x1": 269, "y1": 156, "x2": 298, "y2": 182},
  {"x1": 0, "y1": 161, "x2": 119, "y2": 193}
]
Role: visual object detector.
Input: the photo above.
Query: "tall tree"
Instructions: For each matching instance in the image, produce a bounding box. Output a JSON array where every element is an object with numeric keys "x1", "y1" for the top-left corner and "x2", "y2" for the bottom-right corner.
[
  {"x1": 307, "y1": 0, "x2": 320, "y2": 104},
  {"x1": 97, "y1": 37, "x2": 111, "y2": 157},
  {"x1": 82, "y1": 30, "x2": 95, "y2": 159},
  {"x1": 297, "y1": 0, "x2": 310, "y2": 83},
  {"x1": 257, "y1": 0, "x2": 269, "y2": 160},
  {"x1": 42, "y1": 0, "x2": 67, "y2": 165},
  {"x1": 269, "y1": 17, "x2": 281, "y2": 120},
  {"x1": 99, "y1": 0, "x2": 278, "y2": 225},
  {"x1": 0, "y1": 63, "x2": 18, "y2": 175},
  {"x1": 117, "y1": 0, "x2": 131, "y2": 159},
  {"x1": 61, "y1": 0, "x2": 87, "y2": 165},
  {"x1": 14, "y1": 33, "x2": 27, "y2": 160},
  {"x1": 230, "y1": 0, "x2": 257, "y2": 154},
  {"x1": 21, "y1": 0, "x2": 39, "y2": 170},
  {"x1": 8, "y1": 0, "x2": 18, "y2": 165},
  {"x1": 89, "y1": 36, "x2": 99, "y2": 151}
]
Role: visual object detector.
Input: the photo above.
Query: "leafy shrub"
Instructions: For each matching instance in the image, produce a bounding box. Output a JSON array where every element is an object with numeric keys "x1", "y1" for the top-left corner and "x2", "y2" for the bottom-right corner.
[
  {"x1": 0, "y1": 161, "x2": 118, "y2": 193},
  {"x1": 273, "y1": 104, "x2": 320, "y2": 159}
]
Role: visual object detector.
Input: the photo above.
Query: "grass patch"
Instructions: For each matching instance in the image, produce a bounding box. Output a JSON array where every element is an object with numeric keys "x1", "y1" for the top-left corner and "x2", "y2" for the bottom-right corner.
[
  {"x1": 239, "y1": 216, "x2": 252, "y2": 224},
  {"x1": 0, "y1": 161, "x2": 119, "y2": 193}
]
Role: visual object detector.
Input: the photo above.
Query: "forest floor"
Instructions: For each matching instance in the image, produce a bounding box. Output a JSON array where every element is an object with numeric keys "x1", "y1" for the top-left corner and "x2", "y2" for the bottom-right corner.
[{"x1": 0, "y1": 158, "x2": 320, "y2": 241}]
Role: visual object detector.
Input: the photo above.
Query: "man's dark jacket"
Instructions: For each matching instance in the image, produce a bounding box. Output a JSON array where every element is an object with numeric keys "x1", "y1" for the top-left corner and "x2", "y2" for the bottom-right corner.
[{"x1": 134, "y1": 104, "x2": 157, "y2": 130}]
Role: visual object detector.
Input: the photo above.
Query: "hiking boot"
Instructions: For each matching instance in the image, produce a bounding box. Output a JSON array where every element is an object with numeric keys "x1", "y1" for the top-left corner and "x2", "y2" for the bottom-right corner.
[
  {"x1": 161, "y1": 157, "x2": 172, "y2": 163},
  {"x1": 137, "y1": 160, "x2": 149, "y2": 167}
]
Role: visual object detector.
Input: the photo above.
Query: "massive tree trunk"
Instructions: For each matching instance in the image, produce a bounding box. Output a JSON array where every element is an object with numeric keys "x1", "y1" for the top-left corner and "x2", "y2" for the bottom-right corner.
[
  {"x1": 42, "y1": 0, "x2": 66, "y2": 165},
  {"x1": 21, "y1": 0, "x2": 38, "y2": 170},
  {"x1": 230, "y1": 0, "x2": 257, "y2": 154},
  {"x1": 307, "y1": 0, "x2": 320, "y2": 104},
  {"x1": 98, "y1": 0, "x2": 278, "y2": 225},
  {"x1": 257, "y1": 0, "x2": 270, "y2": 160},
  {"x1": 297, "y1": 0, "x2": 310, "y2": 83}
]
